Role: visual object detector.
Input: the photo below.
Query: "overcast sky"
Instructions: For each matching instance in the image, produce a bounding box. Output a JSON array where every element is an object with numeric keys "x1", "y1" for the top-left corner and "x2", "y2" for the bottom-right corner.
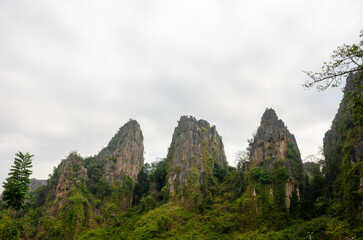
[{"x1": 0, "y1": 1, "x2": 362, "y2": 189}]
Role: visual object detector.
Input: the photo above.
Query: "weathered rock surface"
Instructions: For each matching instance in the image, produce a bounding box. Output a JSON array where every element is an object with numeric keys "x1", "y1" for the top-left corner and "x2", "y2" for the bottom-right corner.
[
  {"x1": 324, "y1": 73, "x2": 362, "y2": 163},
  {"x1": 97, "y1": 119, "x2": 144, "y2": 183},
  {"x1": 167, "y1": 116, "x2": 227, "y2": 194},
  {"x1": 323, "y1": 72, "x2": 363, "y2": 195},
  {"x1": 250, "y1": 108, "x2": 304, "y2": 206},
  {"x1": 23, "y1": 120, "x2": 144, "y2": 238},
  {"x1": 44, "y1": 120, "x2": 143, "y2": 217},
  {"x1": 52, "y1": 152, "x2": 87, "y2": 215},
  {"x1": 29, "y1": 178, "x2": 47, "y2": 191}
]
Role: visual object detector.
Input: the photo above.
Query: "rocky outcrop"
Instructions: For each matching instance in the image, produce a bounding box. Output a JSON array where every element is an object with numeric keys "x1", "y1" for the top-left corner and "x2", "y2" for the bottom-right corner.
[
  {"x1": 52, "y1": 152, "x2": 87, "y2": 216},
  {"x1": 167, "y1": 116, "x2": 227, "y2": 194},
  {"x1": 97, "y1": 119, "x2": 144, "y2": 184},
  {"x1": 29, "y1": 178, "x2": 47, "y2": 191},
  {"x1": 323, "y1": 73, "x2": 362, "y2": 222},
  {"x1": 25, "y1": 120, "x2": 145, "y2": 238},
  {"x1": 43, "y1": 120, "x2": 143, "y2": 217},
  {"x1": 250, "y1": 108, "x2": 304, "y2": 206},
  {"x1": 324, "y1": 73, "x2": 362, "y2": 180}
]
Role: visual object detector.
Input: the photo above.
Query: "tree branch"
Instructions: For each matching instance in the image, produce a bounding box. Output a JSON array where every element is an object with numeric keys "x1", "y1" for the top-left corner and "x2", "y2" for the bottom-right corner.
[{"x1": 308, "y1": 68, "x2": 360, "y2": 83}]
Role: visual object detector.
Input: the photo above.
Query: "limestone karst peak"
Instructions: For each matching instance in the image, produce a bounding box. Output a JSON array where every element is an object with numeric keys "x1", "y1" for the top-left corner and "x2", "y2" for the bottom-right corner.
[
  {"x1": 252, "y1": 108, "x2": 301, "y2": 171},
  {"x1": 260, "y1": 108, "x2": 281, "y2": 125},
  {"x1": 167, "y1": 115, "x2": 227, "y2": 194},
  {"x1": 106, "y1": 119, "x2": 142, "y2": 152},
  {"x1": 97, "y1": 119, "x2": 144, "y2": 183},
  {"x1": 250, "y1": 108, "x2": 304, "y2": 207},
  {"x1": 51, "y1": 152, "x2": 87, "y2": 216}
]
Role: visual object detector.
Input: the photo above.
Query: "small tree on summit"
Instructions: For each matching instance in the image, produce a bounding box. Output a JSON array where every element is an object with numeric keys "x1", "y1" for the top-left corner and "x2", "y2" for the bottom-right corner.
[{"x1": 1, "y1": 152, "x2": 33, "y2": 240}]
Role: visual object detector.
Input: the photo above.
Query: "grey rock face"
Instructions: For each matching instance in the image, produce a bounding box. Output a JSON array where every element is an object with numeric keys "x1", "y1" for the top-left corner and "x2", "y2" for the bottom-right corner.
[
  {"x1": 97, "y1": 119, "x2": 144, "y2": 183},
  {"x1": 53, "y1": 152, "x2": 87, "y2": 216},
  {"x1": 167, "y1": 116, "x2": 227, "y2": 194},
  {"x1": 323, "y1": 73, "x2": 363, "y2": 194},
  {"x1": 345, "y1": 73, "x2": 363, "y2": 165},
  {"x1": 325, "y1": 72, "x2": 362, "y2": 165},
  {"x1": 29, "y1": 178, "x2": 47, "y2": 192},
  {"x1": 250, "y1": 108, "x2": 304, "y2": 206},
  {"x1": 251, "y1": 109, "x2": 300, "y2": 174}
]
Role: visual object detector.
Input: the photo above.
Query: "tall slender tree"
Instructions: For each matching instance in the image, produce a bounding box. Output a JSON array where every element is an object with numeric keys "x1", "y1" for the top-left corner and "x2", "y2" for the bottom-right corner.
[{"x1": 1, "y1": 152, "x2": 33, "y2": 240}]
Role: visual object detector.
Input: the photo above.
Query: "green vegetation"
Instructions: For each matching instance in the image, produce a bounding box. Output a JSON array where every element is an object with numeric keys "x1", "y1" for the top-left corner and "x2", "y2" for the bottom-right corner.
[
  {"x1": 78, "y1": 201, "x2": 360, "y2": 240},
  {"x1": 323, "y1": 85, "x2": 363, "y2": 227},
  {"x1": 286, "y1": 142, "x2": 304, "y2": 182},
  {"x1": 1, "y1": 152, "x2": 33, "y2": 240},
  {"x1": 85, "y1": 157, "x2": 111, "y2": 199}
]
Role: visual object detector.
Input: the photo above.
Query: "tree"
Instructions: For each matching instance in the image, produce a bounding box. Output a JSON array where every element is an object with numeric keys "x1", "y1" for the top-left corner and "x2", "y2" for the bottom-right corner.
[
  {"x1": 1, "y1": 152, "x2": 33, "y2": 240},
  {"x1": 133, "y1": 163, "x2": 151, "y2": 205},
  {"x1": 304, "y1": 31, "x2": 362, "y2": 226},
  {"x1": 235, "y1": 150, "x2": 250, "y2": 171},
  {"x1": 303, "y1": 30, "x2": 362, "y2": 126},
  {"x1": 303, "y1": 30, "x2": 362, "y2": 91}
]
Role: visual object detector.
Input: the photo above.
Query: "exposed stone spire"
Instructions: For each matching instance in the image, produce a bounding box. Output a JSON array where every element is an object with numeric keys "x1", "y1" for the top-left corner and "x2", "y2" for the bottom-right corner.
[
  {"x1": 167, "y1": 116, "x2": 227, "y2": 194},
  {"x1": 98, "y1": 119, "x2": 144, "y2": 183},
  {"x1": 51, "y1": 152, "x2": 87, "y2": 216},
  {"x1": 261, "y1": 108, "x2": 279, "y2": 123},
  {"x1": 251, "y1": 108, "x2": 300, "y2": 171},
  {"x1": 250, "y1": 108, "x2": 304, "y2": 206}
]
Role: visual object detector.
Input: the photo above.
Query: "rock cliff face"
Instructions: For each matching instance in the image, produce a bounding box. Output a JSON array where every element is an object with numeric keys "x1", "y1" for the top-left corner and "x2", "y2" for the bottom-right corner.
[
  {"x1": 29, "y1": 120, "x2": 144, "y2": 238},
  {"x1": 43, "y1": 120, "x2": 144, "y2": 218},
  {"x1": 250, "y1": 108, "x2": 304, "y2": 206},
  {"x1": 29, "y1": 178, "x2": 47, "y2": 191},
  {"x1": 52, "y1": 152, "x2": 87, "y2": 216},
  {"x1": 323, "y1": 73, "x2": 362, "y2": 221},
  {"x1": 167, "y1": 116, "x2": 227, "y2": 194},
  {"x1": 324, "y1": 73, "x2": 362, "y2": 182},
  {"x1": 97, "y1": 119, "x2": 144, "y2": 183}
]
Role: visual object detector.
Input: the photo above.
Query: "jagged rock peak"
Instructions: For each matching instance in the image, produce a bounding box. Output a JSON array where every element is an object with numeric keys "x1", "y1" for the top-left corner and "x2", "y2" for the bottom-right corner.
[
  {"x1": 260, "y1": 108, "x2": 285, "y2": 129},
  {"x1": 167, "y1": 115, "x2": 227, "y2": 194},
  {"x1": 98, "y1": 119, "x2": 144, "y2": 183},
  {"x1": 106, "y1": 119, "x2": 142, "y2": 152},
  {"x1": 29, "y1": 178, "x2": 47, "y2": 192},
  {"x1": 251, "y1": 108, "x2": 304, "y2": 207},
  {"x1": 173, "y1": 116, "x2": 219, "y2": 138},
  {"x1": 261, "y1": 108, "x2": 278, "y2": 122},
  {"x1": 52, "y1": 152, "x2": 87, "y2": 216},
  {"x1": 252, "y1": 108, "x2": 301, "y2": 171}
]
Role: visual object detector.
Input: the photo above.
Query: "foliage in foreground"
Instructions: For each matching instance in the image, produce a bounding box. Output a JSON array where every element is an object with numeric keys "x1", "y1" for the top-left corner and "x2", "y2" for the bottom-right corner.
[
  {"x1": 1, "y1": 152, "x2": 33, "y2": 240},
  {"x1": 80, "y1": 202, "x2": 362, "y2": 240}
]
